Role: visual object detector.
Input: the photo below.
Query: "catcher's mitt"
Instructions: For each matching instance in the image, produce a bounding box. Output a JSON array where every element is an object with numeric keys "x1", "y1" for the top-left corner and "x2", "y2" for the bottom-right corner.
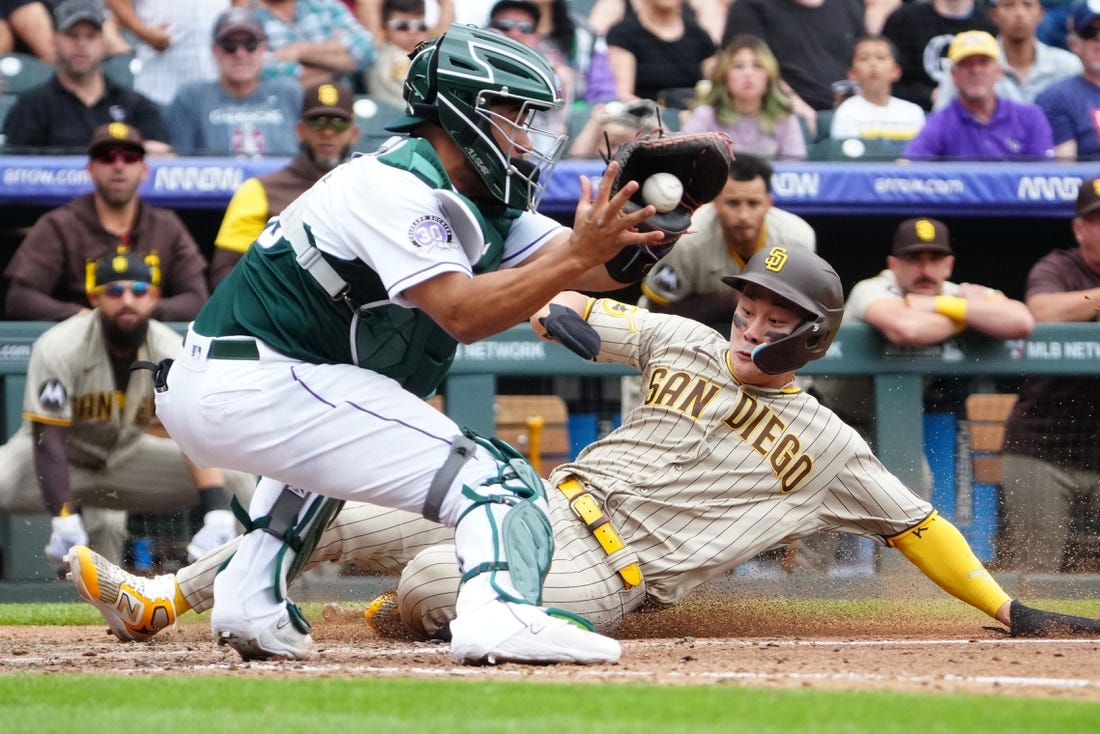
[
  {"x1": 611, "y1": 131, "x2": 733, "y2": 243},
  {"x1": 603, "y1": 131, "x2": 732, "y2": 283}
]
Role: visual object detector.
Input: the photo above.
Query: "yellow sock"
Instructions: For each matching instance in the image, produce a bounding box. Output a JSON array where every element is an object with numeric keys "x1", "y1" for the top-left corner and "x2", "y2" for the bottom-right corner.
[
  {"x1": 173, "y1": 581, "x2": 192, "y2": 615},
  {"x1": 887, "y1": 511, "x2": 1010, "y2": 619}
]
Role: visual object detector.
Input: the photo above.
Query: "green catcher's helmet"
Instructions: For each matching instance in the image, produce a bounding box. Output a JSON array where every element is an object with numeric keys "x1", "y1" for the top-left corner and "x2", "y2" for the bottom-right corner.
[{"x1": 389, "y1": 24, "x2": 566, "y2": 211}]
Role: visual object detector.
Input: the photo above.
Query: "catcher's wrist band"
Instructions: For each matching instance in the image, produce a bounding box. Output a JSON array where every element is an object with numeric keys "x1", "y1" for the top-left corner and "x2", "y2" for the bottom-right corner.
[
  {"x1": 933, "y1": 295, "x2": 968, "y2": 326},
  {"x1": 557, "y1": 477, "x2": 642, "y2": 589}
]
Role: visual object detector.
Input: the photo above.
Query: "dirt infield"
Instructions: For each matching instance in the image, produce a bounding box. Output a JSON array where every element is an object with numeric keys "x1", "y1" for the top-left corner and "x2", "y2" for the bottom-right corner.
[{"x1": 5, "y1": 595, "x2": 1100, "y2": 700}]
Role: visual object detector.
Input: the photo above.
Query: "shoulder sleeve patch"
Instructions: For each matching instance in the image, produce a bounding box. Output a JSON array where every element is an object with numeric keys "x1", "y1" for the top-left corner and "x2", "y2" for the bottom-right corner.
[{"x1": 37, "y1": 379, "x2": 68, "y2": 412}]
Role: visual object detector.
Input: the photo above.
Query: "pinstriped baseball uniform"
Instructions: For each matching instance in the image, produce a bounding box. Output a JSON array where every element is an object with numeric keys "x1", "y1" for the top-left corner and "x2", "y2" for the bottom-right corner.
[
  {"x1": 0, "y1": 311, "x2": 254, "y2": 561},
  {"x1": 176, "y1": 299, "x2": 934, "y2": 634}
]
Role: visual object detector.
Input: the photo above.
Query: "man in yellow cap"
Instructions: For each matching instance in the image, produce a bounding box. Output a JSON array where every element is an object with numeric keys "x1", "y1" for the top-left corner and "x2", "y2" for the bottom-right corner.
[{"x1": 902, "y1": 30, "x2": 1054, "y2": 159}]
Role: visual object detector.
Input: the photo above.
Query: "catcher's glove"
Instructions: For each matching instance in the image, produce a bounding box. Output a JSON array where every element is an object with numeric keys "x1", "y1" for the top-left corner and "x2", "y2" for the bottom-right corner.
[{"x1": 604, "y1": 131, "x2": 733, "y2": 283}]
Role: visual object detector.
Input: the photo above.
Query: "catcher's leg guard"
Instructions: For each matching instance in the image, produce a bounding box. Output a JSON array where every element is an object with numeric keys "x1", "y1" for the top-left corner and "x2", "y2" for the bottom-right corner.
[
  {"x1": 449, "y1": 431, "x2": 552, "y2": 606},
  {"x1": 230, "y1": 485, "x2": 345, "y2": 605}
]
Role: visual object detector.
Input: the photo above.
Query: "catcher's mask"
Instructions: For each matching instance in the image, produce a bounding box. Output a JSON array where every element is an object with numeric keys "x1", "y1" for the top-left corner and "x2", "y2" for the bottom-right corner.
[
  {"x1": 722, "y1": 246, "x2": 844, "y2": 374},
  {"x1": 386, "y1": 24, "x2": 566, "y2": 211}
]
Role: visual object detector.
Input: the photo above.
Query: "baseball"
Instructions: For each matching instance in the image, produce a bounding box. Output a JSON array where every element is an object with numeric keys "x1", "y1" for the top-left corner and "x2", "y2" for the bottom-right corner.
[{"x1": 641, "y1": 173, "x2": 684, "y2": 213}]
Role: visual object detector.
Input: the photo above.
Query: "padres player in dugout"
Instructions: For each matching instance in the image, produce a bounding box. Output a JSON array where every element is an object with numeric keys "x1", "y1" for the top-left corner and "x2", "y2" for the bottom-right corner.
[
  {"x1": 0, "y1": 252, "x2": 254, "y2": 570},
  {"x1": 69, "y1": 246, "x2": 1100, "y2": 650}
]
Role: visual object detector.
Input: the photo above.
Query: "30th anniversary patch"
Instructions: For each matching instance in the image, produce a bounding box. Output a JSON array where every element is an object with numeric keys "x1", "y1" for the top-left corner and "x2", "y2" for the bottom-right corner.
[{"x1": 408, "y1": 216, "x2": 455, "y2": 250}]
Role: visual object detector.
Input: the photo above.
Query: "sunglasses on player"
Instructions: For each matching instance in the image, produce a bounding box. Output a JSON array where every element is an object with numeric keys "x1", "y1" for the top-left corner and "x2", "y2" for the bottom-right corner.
[
  {"x1": 1078, "y1": 23, "x2": 1100, "y2": 41},
  {"x1": 386, "y1": 19, "x2": 429, "y2": 32},
  {"x1": 102, "y1": 281, "x2": 151, "y2": 298},
  {"x1": 218, "y1": 37, "x2": 261, "y2": 54},
  {"x1": 306, "y1": 116, "x2": 352, "y2": 132},
  {"x1": 92, "y1": 148, "x2": 143, "y2": 165},
  {"x1": 490, "y1": 19, "x2": 536, "y2": 34}
]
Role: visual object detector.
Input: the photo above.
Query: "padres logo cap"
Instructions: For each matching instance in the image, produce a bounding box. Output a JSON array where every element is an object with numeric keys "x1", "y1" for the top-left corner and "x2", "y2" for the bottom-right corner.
[
  {"x1": 1076, "y1": 177, "x2": 1100, "y2": 218},
  {"x1": 88, "y1": 122, "x2": 145, "y2": 157},
  {"x1": 93, "y1": 251, "x2": 153, "y2": 289},
  {"x1": 892, "y1": 217, "x2": 953, "y2": 256},
  {"x1": 301, "y1": 82, "x2": 354, "y2": 121}
]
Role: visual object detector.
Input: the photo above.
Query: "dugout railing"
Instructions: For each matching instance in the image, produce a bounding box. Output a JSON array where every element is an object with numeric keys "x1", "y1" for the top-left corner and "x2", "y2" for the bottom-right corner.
[{"x1": 1, "y1": 322, "x2": 1098, "y2": 595}]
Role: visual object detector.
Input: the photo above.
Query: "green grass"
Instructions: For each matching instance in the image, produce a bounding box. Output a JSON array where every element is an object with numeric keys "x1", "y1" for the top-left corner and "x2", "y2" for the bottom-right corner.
[
  {"x1": 4, "y1": 599, "x2": 1100, "y2": 732},
  {"x1": 1, "y1": 675, "x2": 1099, "y2": 734}
]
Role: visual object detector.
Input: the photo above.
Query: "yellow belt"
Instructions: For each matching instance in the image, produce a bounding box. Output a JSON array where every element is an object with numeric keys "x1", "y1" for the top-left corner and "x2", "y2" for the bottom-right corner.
[{"x1": 557, "y1": 478, "x2": 642, "y2": 589}]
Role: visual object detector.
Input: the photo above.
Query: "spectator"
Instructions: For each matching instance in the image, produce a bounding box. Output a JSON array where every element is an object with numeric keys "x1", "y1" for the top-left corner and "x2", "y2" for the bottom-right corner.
[
  {"x1": 640, "y1": 153, "x2": 815, "y2": 327},
  {"x1": 486, "y1": 0, "x2": 572, "y2": 140},
  {"x1": 1000, "y1": 177, "x2": 1100, "y2": 572},
  {"x1": 881, "y1": 0, "x2": 997, "y2": 111},
  {"x1": 0, "y1": 251, "x2": 255, "y2": 568},
  {"x1": 1, "y1": 0, "x2": 170, "y2": 153},
  {"x1": 366, "y1": 0, "x2": 431, "y2": 108},
  {"x1": 934, "y1": 0, "x2": 1081, "y2": 110},
  {"x1": 209, "y1": 81, "x2": 359, "y2": 288},
  {"x1": 901, "y1": 30, "x2": 1054, "y2": 159},
  {"x1": 357, "y1": 0, "x2": 452, "y2": 38},
  {"x1": 818, "y1": 217, "x2": 1035, "y2": 445},
  {"x1": 566, "y1": 97, "x2": 661, "y2": 158},
  {"x1": 167, "y1": 6, "x2": 302, "y2": 156},
  {"x1": 722, "y1": 0, "x2": 865, "y2": 117},
  {"x1": 0, "y1": 0, "x2": 56, "y2": 63},
  {"x1": 105, "y1": 1, "x2": 229, "y2": 108},
  {"x1": 1035, "y1": 0, "x2": 1100, "y2": 160},
  {"x1": 680, "y1": 34, "x2": 807, "y2": 160},
  {"x1": 830, "y1": 35, "x2": 925, "y2": 141},
  {"x1": 251, "y1": 0, "x2": 376, "y2": 89},
  {"x1": 4, "y1": 123, "x2": 209, "y2": 321},
  {"x1": 589, "y1": 0, "x2": 729, "y2": 44},
  {"x1": 606, "y1": 0, "x2": 716, "y2": 109}
]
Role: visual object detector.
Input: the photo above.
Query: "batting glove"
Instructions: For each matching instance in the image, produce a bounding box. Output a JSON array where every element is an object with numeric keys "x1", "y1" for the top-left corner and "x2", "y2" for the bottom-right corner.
[
  {"x1": 44, "y1": 513, "x2": 88, "y2": 569},
  {"x1": 187, "y1": 509, "x2": 238, "y2": 562}
]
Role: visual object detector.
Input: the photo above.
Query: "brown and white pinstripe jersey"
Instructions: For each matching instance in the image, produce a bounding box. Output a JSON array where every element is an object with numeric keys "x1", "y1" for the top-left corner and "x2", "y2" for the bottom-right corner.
[
  {"x1": 23, "y1": 311, "x2": 182, "y2": 469},
  {"x1": 547, "y1": 299, "x2": 933, "y2": 606}
]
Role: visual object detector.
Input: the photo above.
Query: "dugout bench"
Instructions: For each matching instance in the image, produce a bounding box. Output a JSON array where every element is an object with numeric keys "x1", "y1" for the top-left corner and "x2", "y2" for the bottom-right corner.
[{"x1": 2, "y1": 322, "x2": 1100, "y2": 589}]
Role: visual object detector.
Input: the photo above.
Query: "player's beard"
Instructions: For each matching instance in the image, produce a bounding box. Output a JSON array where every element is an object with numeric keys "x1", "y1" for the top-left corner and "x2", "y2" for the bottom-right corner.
[
  {"x1": 100, "y1": 309, "x2": 150, "y2": 352},
  {"x1": 302, "y1": 141, "x2": 351, "y2": 172}
]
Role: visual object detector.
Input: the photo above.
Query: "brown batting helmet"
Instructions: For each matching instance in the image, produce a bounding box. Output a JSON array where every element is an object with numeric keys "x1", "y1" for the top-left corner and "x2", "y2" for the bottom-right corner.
[{"x1": 722, "y1": 246, "x2": 844, "y2": 374}]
